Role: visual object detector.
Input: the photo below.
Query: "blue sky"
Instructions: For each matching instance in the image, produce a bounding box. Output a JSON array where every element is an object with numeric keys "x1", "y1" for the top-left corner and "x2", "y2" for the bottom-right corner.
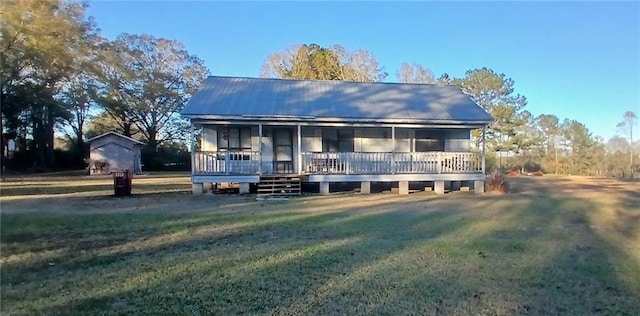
[{"x1": 87, "y1": 1, "x2": 639, "y2": 141}]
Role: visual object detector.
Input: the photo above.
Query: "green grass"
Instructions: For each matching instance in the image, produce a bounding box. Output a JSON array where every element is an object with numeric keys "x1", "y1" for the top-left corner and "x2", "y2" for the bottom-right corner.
[{"x1": 1, "y1": 175, "x2": 639, "y2": 315}]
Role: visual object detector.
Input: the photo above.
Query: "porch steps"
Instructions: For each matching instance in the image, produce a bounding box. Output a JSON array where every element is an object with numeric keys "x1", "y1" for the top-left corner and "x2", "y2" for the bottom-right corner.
[{"x1": 257, "y1": 175, "x2": 301, "y2": 197}]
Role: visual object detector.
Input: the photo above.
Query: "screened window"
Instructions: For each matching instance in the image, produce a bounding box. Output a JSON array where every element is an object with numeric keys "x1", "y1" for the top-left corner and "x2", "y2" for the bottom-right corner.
[
  {"x1": 218, "y1": 127, "x2": 252, "y2": 151},
  {"x1": 274, "y1": 129, "x2": 293, "y2": 161},
  {"x1": 323, "y1": 129, "x2": 354, "y2": 152},
  {"x1": 415, "y1": 130, "x2": 445, "y2": 152}
]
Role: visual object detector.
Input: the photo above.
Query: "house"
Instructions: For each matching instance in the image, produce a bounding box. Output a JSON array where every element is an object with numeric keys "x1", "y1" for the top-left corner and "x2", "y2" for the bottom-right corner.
[
  {"x1": 181, "y1": 76, "x2": 493, "y2": 195},
  {"x1": 86, "y1": 131, "x2": 144, "y2": 175}
]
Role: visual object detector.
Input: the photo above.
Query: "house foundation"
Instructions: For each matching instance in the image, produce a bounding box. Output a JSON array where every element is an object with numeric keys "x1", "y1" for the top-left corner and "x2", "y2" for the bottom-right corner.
[
  {"x1": 239, "y1": 182, "x2": 251, "y2": 194},
  {"x1": 361, "y1": 181, "x2": 371, "y2": 194},
  {"x1": 398, "y1": 181, "x2": 409, "y2": 195},
  {"x1": 192, "y1": 183, "x2": 204, "y2": 195},
  {"x1": 474, "y1": 180, "x2": 485, "y2": 194},
  {"x1": 434, "y1": 180, "x2": 445, "y2": 194},
  {"x1": 319, "y1": 182, "x2": 330, "y2": 195}
]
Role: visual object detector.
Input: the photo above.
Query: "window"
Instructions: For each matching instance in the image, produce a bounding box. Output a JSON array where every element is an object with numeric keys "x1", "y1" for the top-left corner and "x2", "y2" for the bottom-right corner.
[
  {"x1": 218, "y1": 127, "x2": 251, "y2": 152},
  {"x1": 415, "y1": 130, "x2": 444, "y2": 152},
  {"x1": 323, "y1": 129, "x2": 354, "y2": 152},
  {"x1": 274, "y1": 129, "x2": 293, "y2": 161}
]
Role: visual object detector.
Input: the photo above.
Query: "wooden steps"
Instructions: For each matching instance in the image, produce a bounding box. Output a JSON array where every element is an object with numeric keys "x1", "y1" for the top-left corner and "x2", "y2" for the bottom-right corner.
[{"x1": 257, "y1": 174, "x2": 301, "y2": 197}]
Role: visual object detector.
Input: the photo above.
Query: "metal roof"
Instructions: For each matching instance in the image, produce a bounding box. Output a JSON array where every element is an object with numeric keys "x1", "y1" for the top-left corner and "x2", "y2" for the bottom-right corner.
[
  {"x1": 181, "y1": 76, "x2": 493, "y2": 125},
  {"x1": 86, "y1": 131, "x2": 145, "y2": 145}
]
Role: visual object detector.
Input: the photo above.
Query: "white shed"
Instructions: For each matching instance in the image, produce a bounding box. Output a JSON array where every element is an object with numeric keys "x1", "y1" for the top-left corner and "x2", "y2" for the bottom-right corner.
[{"x1": 86, "y1": 132, "x2": 144, "y2": 175}]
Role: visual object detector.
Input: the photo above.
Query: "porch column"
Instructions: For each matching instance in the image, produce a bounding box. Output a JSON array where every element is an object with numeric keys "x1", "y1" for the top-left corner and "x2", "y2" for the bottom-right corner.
[
  {"x1": 361, "y1": 181, "x2": 371, "y2": 194},
  {"x1": 434, "y1": 180, "x2": 445, "y2": 194},
  {"x1": 190, "y1": 123, "x2": 195, "y2": 178},
  {"x1": 297, "y1": 124, "x2": 302, "y2": 174},
  {"x1": 482, "y1": 126, "x2": 486, "y2": 174},
  {"x1": 391, "y1": 126, "x2": 396, "y2": 174},
  {"x1": 258, "y1": 123, "x2": 263, "y2": 175},
  {"x1": 474, "y1": 180, "x2": 485, "y2": 194},
  {"x1": 239, "y1": 182, "x2": 250, "y2": 194},
  {"x1": 398, "y1": 181, "x2": 409, "y2": 195},
  {"x1": 319, "y1": 182, "x2": 330, "y2": 195},
  {"x1": 192, "y1": 183, "x2": 203, "y2": 195}
]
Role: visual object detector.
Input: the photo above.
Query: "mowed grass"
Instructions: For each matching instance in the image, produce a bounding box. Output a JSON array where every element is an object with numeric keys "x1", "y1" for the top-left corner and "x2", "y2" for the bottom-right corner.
[{"x1": 1, "y1": 174, "x2": 639, "y2": 315}]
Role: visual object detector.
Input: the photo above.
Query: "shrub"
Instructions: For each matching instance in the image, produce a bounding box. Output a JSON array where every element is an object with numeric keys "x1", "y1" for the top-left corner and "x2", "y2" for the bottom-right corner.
[{"x1": 487, "y1": 171, "x2": 509, "y2": 193}]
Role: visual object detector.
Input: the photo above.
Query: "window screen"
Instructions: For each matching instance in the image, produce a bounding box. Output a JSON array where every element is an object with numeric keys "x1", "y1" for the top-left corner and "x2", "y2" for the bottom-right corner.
[
  {"x1": 415, "y1": 130, "x2": 445, "y2": 152},
  {"x1": 218, "y1": 127, "x2": 252, "y2": 151},
  {"x1": 323, "y1": 129, "x2": 354, "y2": 152}
]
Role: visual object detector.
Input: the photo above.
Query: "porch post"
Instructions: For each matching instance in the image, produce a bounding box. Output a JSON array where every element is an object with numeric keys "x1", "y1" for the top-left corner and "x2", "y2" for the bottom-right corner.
[
  {"x1": 391, "y1": 126, "x2": 396, "y2": 174},
  {"x1": 190, "y1": 122, "x2": 203, "y2": 195},
  {"x1": 258, "y1": 123, "x2": 263, "y2": 175},
  {"x1": 190, "y1": 123, "x2": 195, "y2": 177},
  {"x1": 482, "y1": 126, "x2": 486, "y2": 174},
  {"x1": 297, "y1": 124, "x2": 302, "y2": 174}
]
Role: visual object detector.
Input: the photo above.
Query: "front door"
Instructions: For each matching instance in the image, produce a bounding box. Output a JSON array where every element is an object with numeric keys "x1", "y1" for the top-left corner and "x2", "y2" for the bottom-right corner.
[{"x1": 273, "y1": 129, "x2": 294, "y2": 173}]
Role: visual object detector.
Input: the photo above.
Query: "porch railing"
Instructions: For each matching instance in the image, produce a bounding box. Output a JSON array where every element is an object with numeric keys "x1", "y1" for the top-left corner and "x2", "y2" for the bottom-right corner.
[
  {"x1": 192, "y1": 151, "x2": 482, "y2": 175},
  {"x1": 193, "y1": 151, "x2": 260, "y2": 175},
  {"x1": 301, "y1": 152, "x2": 482, "y2": 175}
]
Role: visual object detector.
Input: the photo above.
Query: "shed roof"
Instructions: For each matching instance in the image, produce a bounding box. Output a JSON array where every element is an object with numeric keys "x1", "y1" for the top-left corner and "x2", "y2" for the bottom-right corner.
[
  {"x1": 181, "y1": 76, "x2": 493, "y2": 125},
  {"x1": 86, "y1": 131, "x2": 145, "y2": 145}
]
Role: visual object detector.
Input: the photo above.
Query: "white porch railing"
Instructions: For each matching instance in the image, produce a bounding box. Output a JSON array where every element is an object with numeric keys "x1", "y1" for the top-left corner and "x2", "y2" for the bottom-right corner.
[
  {"x1": 192, "y1": 151, "x2": 483, "y2": 175},
  {"x1": 301, "y1": 152, "x2": 482, "y2": 175},
  {"x1": 193, "y1": 151, "x2": 260, "y2": 175}
]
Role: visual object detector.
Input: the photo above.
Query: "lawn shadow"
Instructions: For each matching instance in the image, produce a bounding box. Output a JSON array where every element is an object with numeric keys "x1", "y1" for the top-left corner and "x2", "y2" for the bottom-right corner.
[{"x1": 2, "y1": 179, "x2": 639, "y2": 315}]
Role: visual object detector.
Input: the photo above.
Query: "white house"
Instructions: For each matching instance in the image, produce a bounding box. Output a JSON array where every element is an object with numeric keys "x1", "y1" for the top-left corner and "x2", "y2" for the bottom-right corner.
[{"x1": 181, "y1": 76, "x2": 493, "y2": 195}]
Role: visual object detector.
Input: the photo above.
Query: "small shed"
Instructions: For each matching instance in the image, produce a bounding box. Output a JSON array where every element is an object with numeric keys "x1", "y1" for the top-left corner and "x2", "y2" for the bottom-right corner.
[{"x1": 86, "y1": 132, "x2": 144, "y2": 175}]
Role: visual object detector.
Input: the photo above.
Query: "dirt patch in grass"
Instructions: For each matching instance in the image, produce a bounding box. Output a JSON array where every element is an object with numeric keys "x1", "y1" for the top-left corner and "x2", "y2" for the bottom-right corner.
[{"x1": 1, "y1": 175, "x2": 639, "y2": 315}]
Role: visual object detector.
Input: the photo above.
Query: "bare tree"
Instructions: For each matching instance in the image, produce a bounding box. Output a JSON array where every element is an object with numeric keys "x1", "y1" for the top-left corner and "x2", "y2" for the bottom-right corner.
[
  {"x1": 342, "y1": 49, "x2": 387, "y2": 82},
  {"x1": 261, "y1": 43, "x2": 387, "y2": 82},
  {"x1": 395, "y1": 63, "x2": 435, "y2": 84},
  {"x1": 616, "y1": 110, "x2": 638, "y2": 178}
]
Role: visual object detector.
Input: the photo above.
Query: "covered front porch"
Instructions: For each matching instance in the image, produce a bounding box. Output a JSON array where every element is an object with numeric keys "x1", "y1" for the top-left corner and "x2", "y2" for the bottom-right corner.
[{"x1": 189, "y1": 122, "x2": 487, "y2": 195}]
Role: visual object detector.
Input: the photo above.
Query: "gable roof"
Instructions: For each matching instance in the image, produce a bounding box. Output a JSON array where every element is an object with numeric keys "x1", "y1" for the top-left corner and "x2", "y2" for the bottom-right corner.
[
  {"x1": 86, "y1": 131, "x2": 145, "y2": 145},
  {"x1": 181, "y1": 76, "x2": 493, "y2": 126}
]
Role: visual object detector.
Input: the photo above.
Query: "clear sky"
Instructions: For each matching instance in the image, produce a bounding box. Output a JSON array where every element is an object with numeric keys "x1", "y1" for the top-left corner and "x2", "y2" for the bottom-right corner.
[{"x1": 87, "y1": 1, "x2": 640, "y2": 141}]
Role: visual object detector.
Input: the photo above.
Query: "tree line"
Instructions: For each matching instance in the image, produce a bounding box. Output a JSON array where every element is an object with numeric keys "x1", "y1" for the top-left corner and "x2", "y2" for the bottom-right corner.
[
  {"x1": 262, "y1": 44, "x2": 638, "y2": 179},
  {"x1": 1, "y1": 2, "x2": 637, "y2": 178},
  {"x1": 1, "y1": 0, "x2": 208, "y2": 172}
]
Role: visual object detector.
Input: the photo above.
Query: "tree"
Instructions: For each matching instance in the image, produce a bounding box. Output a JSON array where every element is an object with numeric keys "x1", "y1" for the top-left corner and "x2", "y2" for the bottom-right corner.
[
  {"x1": 536, "y1": 114, "x2": 561, "y2": 173},
  {"x1": 605, "y1": 136, "x2": 630, "y2": 177},
  {"x1": 1, "y1": 0, "x2": 96, "y2": 168},
  {"x1": 93, "y1": 37, "x2": 141, "y2": 137},
  {"x1": 261, "y1": 44, "x2": 387, "y2": 82},
  {"x1": 340, "y1": 48, "x2": 387, "y2": 82},
  {"x1": 55, "y1": 37, "x2": 103, "y2": 157},
  {"x1": 616, "y1": 110, "x2": 638, "y2": 178},
  {"x1": 591, "y1": 137, "x2": 607, "y2": 176},
  {"x1": 95, "y1": 34, "x2": 209, "y2": 153},
  {"x1": 512, "y1": 111, "x2": 544, "y2": 172},
  {"x1": 437, "y1": 73, "x2": 452, "y2": 85},
  {"x1": 562, "y1": 119, "x2": 595, "y2": 175},
  {"x1": 395, "y1": 63, "x2": 435, "y2": 84},
  {"x1": 447, "y1": 68, "x2": 527, "y2": 153},
  {"x1": 56, "y1": 73, "x2": 96, "y2": 156},
  {"x1": 84, "y1": 111, "x2": 141, "y2": 139}
]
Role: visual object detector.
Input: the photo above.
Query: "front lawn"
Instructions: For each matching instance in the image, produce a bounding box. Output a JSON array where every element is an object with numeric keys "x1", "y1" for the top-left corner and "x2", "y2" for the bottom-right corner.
[{"x1": 1, "y1": 176, "x2": 639, "y2": 315}]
